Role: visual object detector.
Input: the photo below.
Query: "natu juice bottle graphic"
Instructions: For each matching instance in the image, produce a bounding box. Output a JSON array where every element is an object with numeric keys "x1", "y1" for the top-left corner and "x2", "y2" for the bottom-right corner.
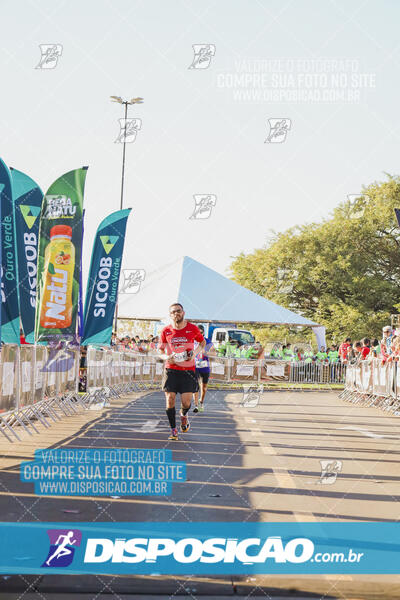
[{"x1": 39, "y1": 225, "x2": 75, "y2": 329}]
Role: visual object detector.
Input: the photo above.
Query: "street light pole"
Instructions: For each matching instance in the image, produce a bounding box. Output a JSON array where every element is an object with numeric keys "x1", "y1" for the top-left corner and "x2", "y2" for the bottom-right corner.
[
  {"x1": 110, "y1": 95, "x2": 143, "y2": 337},
  {"x1": 120, "y1": 100, "x2": 128, "y2": 211}
]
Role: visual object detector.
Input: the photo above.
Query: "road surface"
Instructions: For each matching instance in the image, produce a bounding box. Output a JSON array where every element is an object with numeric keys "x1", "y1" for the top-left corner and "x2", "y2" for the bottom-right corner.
[{"x1": 0, "y1": 388, "x2": 399, "y2": 598}]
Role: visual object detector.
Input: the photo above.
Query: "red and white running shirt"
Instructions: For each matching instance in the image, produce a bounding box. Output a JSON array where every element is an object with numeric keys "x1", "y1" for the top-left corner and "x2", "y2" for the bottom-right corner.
[{"x1": 159, "y1": 322, "x2": 204, "y2": 371}]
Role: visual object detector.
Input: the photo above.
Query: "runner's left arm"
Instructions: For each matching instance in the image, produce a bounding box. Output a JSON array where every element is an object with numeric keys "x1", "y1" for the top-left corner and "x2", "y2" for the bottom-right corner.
[{"x1": 193, "y1": 338, "x2": 206, "y2": 358}]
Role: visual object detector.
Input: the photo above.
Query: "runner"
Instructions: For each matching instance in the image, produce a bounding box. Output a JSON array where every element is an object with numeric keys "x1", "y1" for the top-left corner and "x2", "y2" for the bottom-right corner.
[
  {"x1": 159, "y1": 303, "x2": 206, "y2": 440},
  {"x1": 193, "y1": 324, "x2": 211, "y2": 413}
]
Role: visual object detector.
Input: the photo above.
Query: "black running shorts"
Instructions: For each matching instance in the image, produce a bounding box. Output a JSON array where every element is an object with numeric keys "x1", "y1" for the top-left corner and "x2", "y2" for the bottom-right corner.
[
  {"x1": 162, "y1": 368, "x2": 199, "y2": 394},
  {"x1": 196, "y1": 369, "x2": 210, "y2": 384}
]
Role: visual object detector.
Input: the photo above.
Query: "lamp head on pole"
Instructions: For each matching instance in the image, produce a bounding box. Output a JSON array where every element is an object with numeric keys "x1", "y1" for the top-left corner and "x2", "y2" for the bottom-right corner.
[{"x1": 110, "y1": 96, "x2": 144, "y2": 105}]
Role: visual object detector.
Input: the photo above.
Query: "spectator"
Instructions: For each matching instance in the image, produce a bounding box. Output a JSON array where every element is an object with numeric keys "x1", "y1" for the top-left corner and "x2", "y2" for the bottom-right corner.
[
  {"x1": 293, "y1": 346, "x2": 302, "y2": 361},
  {"x1": 304, "y1": 348, "x2": 314, "y2": 363},
  {"x1": 381, "y1": 326, "x2": 393, "y2": 359},
  {"x1": 371, "y1": 338, "x2": 380, "y2": 357},
  {"x1": 391, "y1": 336, "x2": 400, "y2": 360},
  {"x1": 271, "y1": 344, "x2": 283, "y2": 359},
  {"x1": 339, "y1": 337, "x2": 352, "y2": 363},
  {"x1": 233, "y1": 340, "x2": 243, "y2": 359},
  {"x1": 253, "y1": 341, "x2": 264, "y2": 359},
  {"x1": 224, "y1": 338, "x2": 237, "y2": 358},
  {"x1": 246, "y1": 343, "x2": 260, "y2": 359},
  {"x1": 316, "y1": 346, "x2": 328, "y2": 362},
  {"x1": 360, "y1": 338, "x2": 371, "y2": 360},
  {"x1": 328, "y1": 345, "x2": 339, "y2": 363},
  {"x1": 139, "y1": 339, "x2": 149, "y2": 353},
  {"x1": 350, "y1": 341, "x2": 362, "y2": 364},
  {"x1": 283, "y1": 343, "x2": 294, "y2": 361}
]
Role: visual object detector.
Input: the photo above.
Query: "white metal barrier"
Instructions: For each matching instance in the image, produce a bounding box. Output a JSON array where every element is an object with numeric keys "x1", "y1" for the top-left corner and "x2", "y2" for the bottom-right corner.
[
  {"x1": 83, "y1": 352, "x2": 345, "y2": 388},
  {"x1": 340, "y1": 359, "x2": 400, "y2": 415},
  {"x1": 0, "y1": 345, "x2": 84, "y2": 442},
  {"x1": 0, "y1": 344, "x2": 355, "y2": 443}
]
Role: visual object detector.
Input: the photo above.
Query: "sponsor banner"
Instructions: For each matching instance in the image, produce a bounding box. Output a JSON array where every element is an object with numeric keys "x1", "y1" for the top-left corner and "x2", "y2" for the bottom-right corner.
[
  {"x1": 35, "y1": 167, "x2": 88, "y2": 342},
  {"x1": 0, "y1": 159, "x2": 19, "y2": 343},
  {"x1": 81, "y1": 208, "x2": 131, "y2": 346},
  {"x1": 10, "y1": 167, "x2": 43, "y2": 343},
  {"x1": 78, "y1": 210, "x2": 85, "y2": 338},
  {"x1": 0, "y1": 522, "x2": 398, "y2": 575}
]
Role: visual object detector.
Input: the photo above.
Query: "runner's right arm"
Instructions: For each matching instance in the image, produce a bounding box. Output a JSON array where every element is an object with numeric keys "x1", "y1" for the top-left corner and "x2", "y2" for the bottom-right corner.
[{"x1": 158, "y1": 330, "x2": 176, "y2": 364}]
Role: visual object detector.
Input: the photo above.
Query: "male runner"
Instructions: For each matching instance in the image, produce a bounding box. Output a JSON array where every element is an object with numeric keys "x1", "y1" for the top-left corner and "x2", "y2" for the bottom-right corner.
[
  {"x1": 159, "y1": 303, "x2": 205, "y2": 440},
  {"x1": 193, "y1": 324, "x2": 211, "y2": 413}
]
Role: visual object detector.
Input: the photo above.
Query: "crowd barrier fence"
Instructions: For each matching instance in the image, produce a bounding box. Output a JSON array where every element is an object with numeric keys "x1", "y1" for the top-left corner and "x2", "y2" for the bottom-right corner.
[
  {"x1": 83, "y1": 352, "x2": 346, "y2": 388},
  {"x1": 339, "y1": 358, "x2": 400, "y2": 415},
  {"x1": 0, "y1": 344, "x2": 354, "y2": 443},
  {"x1": 0, "y1": 344, "x2": 142, "y2": 443}
]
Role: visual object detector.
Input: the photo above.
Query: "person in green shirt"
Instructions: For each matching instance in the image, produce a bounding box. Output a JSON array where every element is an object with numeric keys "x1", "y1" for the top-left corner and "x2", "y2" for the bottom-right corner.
[
  {"x1": 316, "y1": 346, "x2": 328, "y2": 362},
  {"x1": 216, "y1": 341, "x2": 226, "y2": 357},
  {"x1": 240, "y1": 345, "x2": 248, "y2": 359},
  {"x1": 303, "y1": 349, "x2": 316, "y2": 381},
  {"x1": 246, "y1": 345, "x2": 259, "y2": 359},
  {"x1": 233, "y1": 343, "x2": 242, "y2": 359},
  {"x1": 283, "y1": 343, "x2": 294, "y2": 361},
  {"x1": 271, "y1": 344, "x2": 283, "y2": 359},
  {"x1": 292, "y1": 347, "x2": 300, "y2": 361},
  {"x1": 303, "y1": 349, "x2": 314, "y2": 363},
  {"x1": 224, "y1": 339, "x2": 237, "y2": 358},
  {"x1": 327, "y1": 344, "x2": 340, "y2": 382},
  {"x1": 371, "y1": 338, "x2": 380, "y2": 357},
  {"x1": 328, "y1": 345, "x2": 339, "y2": 363}
]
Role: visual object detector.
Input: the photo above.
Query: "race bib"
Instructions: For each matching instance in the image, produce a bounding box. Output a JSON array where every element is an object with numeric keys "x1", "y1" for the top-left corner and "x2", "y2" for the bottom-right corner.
[
  {"x1": 173, "y1": 351, "x2": 188, "y2": 363},
  {"x1": 196, "y1": 359, "x2": 208, "y2": 368}
]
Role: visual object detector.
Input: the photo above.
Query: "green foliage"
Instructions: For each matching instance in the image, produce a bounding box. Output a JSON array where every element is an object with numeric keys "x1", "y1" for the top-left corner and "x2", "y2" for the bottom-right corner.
[{"x1": 230, "y1": 175, "x2": 400, "y2": 341}]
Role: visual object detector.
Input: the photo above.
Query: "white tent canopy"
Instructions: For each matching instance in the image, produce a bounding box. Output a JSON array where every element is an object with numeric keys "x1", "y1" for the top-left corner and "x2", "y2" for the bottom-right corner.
[{"x1": 118, "y1": 256, "x2": 319, "y2": 328}]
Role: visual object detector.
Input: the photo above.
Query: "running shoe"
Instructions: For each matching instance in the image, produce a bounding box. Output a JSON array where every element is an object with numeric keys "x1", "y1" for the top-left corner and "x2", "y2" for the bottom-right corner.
[
  {"x1": 180, "y1": 414, "x2": 191, "y2": 433},
  {"x1": 199, "y1": 403, "x2": 204, "y2": 412},
  {"x1": 168, "y1": 428, "x2": 179, "y2": 441},
  {"x1": 193, "y1": 406, "x2": 199, "y2": 413}
]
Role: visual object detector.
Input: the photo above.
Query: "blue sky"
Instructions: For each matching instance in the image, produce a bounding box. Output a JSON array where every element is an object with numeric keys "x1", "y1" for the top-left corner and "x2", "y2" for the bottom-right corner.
[{"x1": 1, "y1": 0, "x2": 399, "y2": 283}]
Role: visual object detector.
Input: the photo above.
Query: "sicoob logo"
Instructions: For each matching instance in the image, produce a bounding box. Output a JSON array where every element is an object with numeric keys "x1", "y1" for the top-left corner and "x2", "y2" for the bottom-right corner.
[{"x1": 42, "y1": 529, "x2": 82, "y2": 567}]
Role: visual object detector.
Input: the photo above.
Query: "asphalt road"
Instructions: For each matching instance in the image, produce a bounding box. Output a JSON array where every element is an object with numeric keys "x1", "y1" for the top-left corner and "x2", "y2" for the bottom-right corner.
[{"x1": 0, "y1": 388, "x2": 399, "y2": 599}]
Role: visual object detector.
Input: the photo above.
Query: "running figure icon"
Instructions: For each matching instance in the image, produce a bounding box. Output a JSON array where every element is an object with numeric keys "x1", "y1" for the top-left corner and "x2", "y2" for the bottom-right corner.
[{"x1": 45, "y1": 531, "x2": 77, "y2": 566}]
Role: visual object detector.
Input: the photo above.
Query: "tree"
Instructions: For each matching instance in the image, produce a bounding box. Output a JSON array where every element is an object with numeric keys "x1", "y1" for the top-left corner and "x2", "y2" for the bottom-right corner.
[{"x1": 230, "y1": 175, "x2": 400, "y2": 341}]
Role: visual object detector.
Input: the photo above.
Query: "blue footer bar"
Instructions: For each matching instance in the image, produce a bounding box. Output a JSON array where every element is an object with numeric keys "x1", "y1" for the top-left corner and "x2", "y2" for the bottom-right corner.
[{"x1": 0, "y1": 522, "x2": 399, "y2": 575}]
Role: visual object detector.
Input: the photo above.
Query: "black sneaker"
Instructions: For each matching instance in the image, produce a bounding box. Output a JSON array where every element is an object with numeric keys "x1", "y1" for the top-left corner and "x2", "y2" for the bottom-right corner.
[{"x1": 193, "y1": 406, "x2": 199, "y2": 413}]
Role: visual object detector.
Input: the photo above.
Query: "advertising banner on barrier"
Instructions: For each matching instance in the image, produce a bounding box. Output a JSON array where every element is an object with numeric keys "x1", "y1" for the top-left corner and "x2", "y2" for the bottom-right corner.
[
  {"x1": 10, "y1": 167, "x2": 43, "y2": 343},
  {"x1": 260, "y1": 360, "x2": 289, "y2": 382},
  {"x1": 35, "y1": 167, "x2": 88, "y2": 343},
  {"x1": 0, "y1": 158, "x2": 20, "y2": 344},
  {"x1": 81, "y1": 208, "x2": 131, "y2": 346}
]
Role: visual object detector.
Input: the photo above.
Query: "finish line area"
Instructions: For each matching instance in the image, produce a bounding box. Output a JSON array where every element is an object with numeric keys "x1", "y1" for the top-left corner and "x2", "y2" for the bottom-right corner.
[{"x1": 0, "y1": 388, "x2": 399, "y2": 598}]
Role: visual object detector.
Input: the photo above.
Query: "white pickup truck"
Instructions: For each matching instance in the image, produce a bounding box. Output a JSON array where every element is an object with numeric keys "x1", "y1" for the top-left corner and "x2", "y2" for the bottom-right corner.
[{"x1": 210, "y1": 327, "x2": 255, "y2": 347}]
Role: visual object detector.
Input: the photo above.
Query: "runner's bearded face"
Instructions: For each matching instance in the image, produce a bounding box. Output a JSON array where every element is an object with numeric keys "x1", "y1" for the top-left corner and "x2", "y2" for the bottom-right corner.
[{"x1": 170, "y1": 306, "x2": 184, "y2": 326}]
